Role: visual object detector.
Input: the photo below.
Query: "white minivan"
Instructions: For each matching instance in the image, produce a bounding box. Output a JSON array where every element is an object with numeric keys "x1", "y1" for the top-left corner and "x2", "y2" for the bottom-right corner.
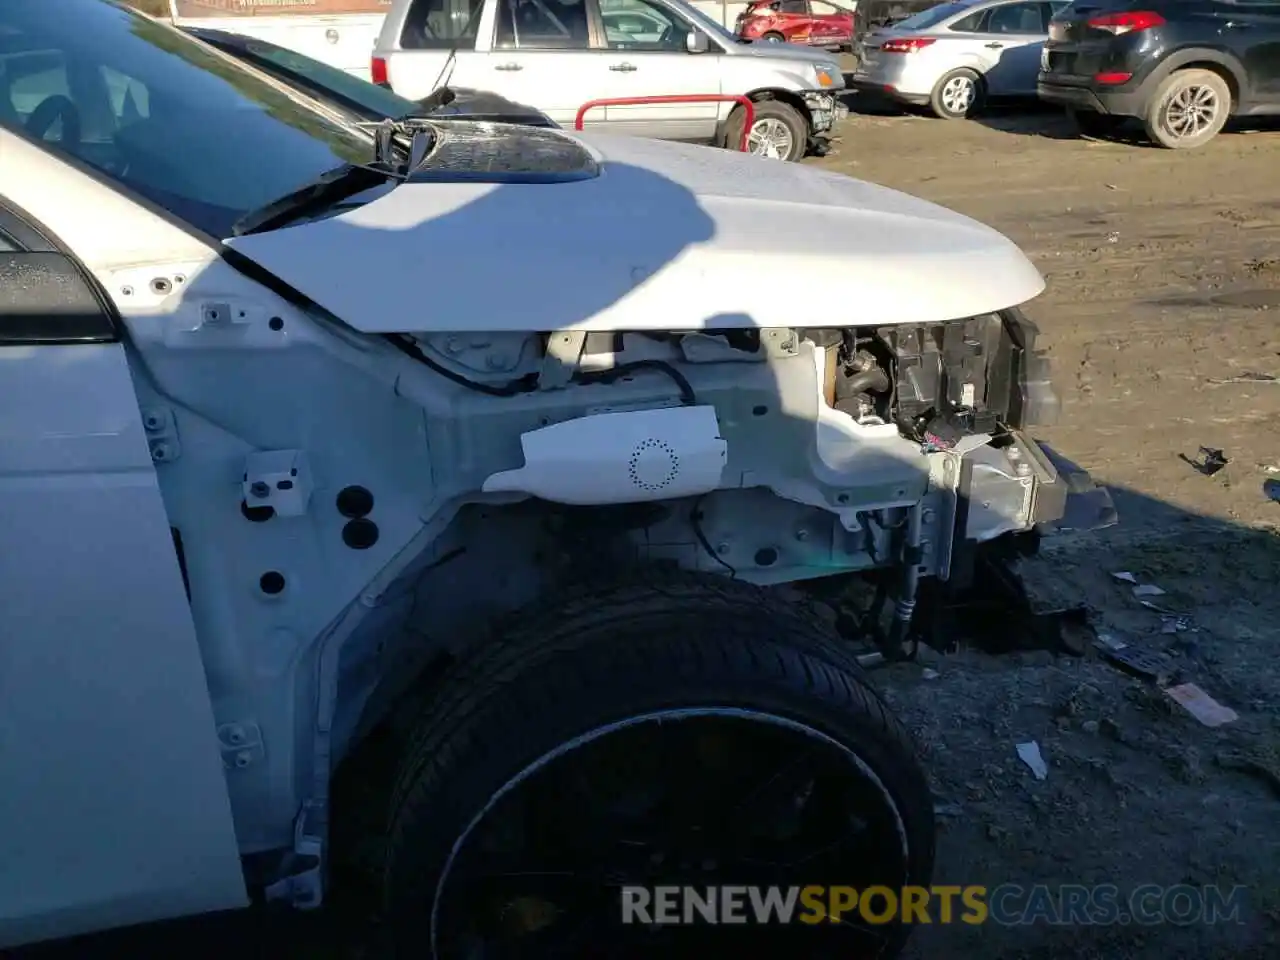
[{"x1": 373, "y1": 0, "x2": 849, "y2": 160}]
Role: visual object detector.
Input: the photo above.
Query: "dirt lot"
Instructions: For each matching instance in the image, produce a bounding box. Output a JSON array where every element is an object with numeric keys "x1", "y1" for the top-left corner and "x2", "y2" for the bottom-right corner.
[{"x1": 810, "y1": 99, "x2": 1280, "y2": 958}]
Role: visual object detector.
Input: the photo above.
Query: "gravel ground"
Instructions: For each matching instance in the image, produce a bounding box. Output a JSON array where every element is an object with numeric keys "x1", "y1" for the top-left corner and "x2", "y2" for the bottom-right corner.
[{"x1": 813, "y1": 92, "x2": 1280, "y2": 958}]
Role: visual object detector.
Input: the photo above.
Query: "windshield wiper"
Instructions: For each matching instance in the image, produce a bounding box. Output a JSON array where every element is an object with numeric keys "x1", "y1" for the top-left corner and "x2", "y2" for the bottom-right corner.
[{"x1": 231, "y1": 122, "x2": 434, "y2": 236}]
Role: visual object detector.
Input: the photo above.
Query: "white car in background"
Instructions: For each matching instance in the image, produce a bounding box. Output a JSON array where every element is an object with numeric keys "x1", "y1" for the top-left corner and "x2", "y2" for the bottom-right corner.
[
  {"x1": 852, "y1": 0, "x2": 1068, "y2": 119},
  {"x1": 373, "y1": 0, "x2": 849, "y2": 161}
]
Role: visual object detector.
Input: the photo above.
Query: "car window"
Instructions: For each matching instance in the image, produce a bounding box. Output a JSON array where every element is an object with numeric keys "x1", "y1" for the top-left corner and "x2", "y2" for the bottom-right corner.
[
  {"x1": 400, "y1": 0, "x2": 487, "y2": 50},
  {"x1": 601, "y1": 0, "x2": 689, "y2": 50},
  {"x1": 949, "y1": 9, "x2": 988, "y2": 30},
  {"x1": 810, "y1": 1, "x2": 846, "y2": 13},
  {"x1": 779, "y1": 0, "x2": 810, "y2": 12},
  {"x1": 494, "y1": 0, "x2": 592, "y2": 49},
  {"x1": 892, "y1": 3, "x2": 973, "y2": 31},
  {"x1": 0, "y1": 0, "x2": 373, "y2": 239},
  {"x1": 984, "y1": 1, "x2": 1048, "y2": 33},
  {"x1": 0, "y1": 230, "x2": 17, "y2": 252}
]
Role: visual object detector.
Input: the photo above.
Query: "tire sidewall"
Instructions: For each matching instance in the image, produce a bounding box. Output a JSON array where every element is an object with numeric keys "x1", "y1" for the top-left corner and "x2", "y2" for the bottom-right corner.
[
  {"x1": 931, "y1": 68, "x2": 982, "y2": 119},
  {"x1": 383, "y1": 600, "x2": 934, "y2": 957},
  {"x1": 1144, "y1": 68, "x2": 1231, "y2": 149}
]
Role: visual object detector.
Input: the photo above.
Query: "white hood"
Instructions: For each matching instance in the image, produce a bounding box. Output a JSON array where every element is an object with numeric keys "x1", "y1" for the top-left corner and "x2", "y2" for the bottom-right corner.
[{"x1": 225, "y1": 131, "x2": 1044, "y2": 334}]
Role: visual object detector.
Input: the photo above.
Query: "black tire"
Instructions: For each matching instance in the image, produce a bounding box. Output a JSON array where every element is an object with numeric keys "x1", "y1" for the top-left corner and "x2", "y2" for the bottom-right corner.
[
  {"x1": 762, "y1": 30, "x2": 785, "y2": 42},
  {"x1": 727, "y1": 99, "x2": 809, "y2": 161},
  {"x1": 1066, "y1": 107, "x2": 1124, "y2": 139},
  {"x1": 1142, "y1": 67, "x2": 1231, "y2": 149},
  {"x1": 929, "y1": 67, "x2": 983, "y2": 120},
  {"x1": 383, "y1": 571, "x2": 936, "y2": 958}
]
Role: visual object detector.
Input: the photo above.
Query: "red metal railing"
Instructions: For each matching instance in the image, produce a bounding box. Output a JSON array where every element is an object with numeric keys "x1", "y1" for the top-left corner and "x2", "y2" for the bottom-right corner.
[{"x1": 574, "y1": 95, "x2": 756, "y2": 152}]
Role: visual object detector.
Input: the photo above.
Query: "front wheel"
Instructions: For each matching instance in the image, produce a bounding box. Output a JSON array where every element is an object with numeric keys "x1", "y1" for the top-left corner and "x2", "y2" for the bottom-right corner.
[
  {"x1": 383, "y1": 573, "x2": 936, "y2": 959},
  {"x1": 732, "y1": 100, "x2": 809, "y2": 161},
  {"x1": 1143, "y1": 68, "x2": 1231, "y2": 149}
]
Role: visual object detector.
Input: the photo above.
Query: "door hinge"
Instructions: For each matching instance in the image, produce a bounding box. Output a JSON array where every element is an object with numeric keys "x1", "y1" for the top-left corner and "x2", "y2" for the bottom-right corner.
[
  {"x1": 217, "y1": 721, "x2": 265, "y2": 770},
  {"x1": 141, "y1": 405, "x2": 181, "y2": 463}
]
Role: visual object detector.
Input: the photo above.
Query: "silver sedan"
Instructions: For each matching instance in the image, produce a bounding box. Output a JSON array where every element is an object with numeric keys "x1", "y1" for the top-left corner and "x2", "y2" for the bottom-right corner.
[{"x1": 852, "y1": 0, "x2": 1070, "y2": 119}]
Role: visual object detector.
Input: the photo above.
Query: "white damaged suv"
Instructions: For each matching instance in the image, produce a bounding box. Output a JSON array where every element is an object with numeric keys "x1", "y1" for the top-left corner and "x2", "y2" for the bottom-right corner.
[
  {"x1": 373, "y1": 0, "x2": 849, "y2": 161},
  {"x1": 0, "y1": 0, "x2": 1111, "y2": 955}
]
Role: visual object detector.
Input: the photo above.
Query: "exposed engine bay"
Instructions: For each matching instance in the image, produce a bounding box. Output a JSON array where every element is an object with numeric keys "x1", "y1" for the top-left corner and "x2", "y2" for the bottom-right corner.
[{"x1": 370, "y1": 313, "x2": 1113, "y2": 665}]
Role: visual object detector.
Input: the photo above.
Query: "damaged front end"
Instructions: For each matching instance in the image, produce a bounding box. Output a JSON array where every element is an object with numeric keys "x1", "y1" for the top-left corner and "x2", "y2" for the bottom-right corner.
[{"x1": 386, "y1": 302, "x2": 1114, "y2": 665}]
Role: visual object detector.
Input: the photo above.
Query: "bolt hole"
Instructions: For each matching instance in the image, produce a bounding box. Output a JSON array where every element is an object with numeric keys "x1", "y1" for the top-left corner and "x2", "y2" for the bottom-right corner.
[
  {"x1": 336, "y1": 485, "x2": 374, "y2": 519},
  {"x1": 259, "y1": 571, "x2": 286, "y2": 595},
  {"x1": 150, "y1": 278, "x2": 171, "y2": 295},
  {"x1": 121, "y1": 286, "x2": 134, "y2": 296},
  {"x1": 174, "y1": 275, "x2": 185, "y2": 285},
  {"x1": 754, "y1": 547, "x2": 779, "y2": 567},
  {"x1": 277, "y1": 479, "x2": 294, "y2": 490},
  {"x1": 342, "y1": 518, "x2": 379, "y2": 550},
  {"x1": 268, "y1": 316, "x2": 284, "y2": 331},
  {"x1": 837, "y1": 493, "x2": 850, "y2": 504},
  {"x1": 752, "y1": 405, "x2": 768, "y2": 416},
  {"x1": 240, "y1": 500, "x2": 275, "y2": 523}
]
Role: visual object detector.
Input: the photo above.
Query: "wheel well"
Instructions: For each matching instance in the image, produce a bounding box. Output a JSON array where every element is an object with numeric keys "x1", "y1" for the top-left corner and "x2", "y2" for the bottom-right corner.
[
  {"x1": 1165, "y1": 61, "x2": 1240, "y2": 113},
  {"x1": 746, "y1": 88, "x2": 813, "y2": 130}
]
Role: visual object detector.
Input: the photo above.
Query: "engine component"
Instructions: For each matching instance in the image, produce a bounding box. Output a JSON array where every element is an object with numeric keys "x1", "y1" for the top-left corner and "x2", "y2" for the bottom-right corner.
[{"x1": 483, "y1": 405, "x2": 728, "y2": 505}]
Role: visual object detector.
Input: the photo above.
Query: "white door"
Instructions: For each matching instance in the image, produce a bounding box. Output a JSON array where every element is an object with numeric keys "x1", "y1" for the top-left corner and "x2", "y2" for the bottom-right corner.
[
  {"x1": 0, "y1": 202, "x2": 246, "y2": 947},
  {"x1": 972, "y1": 0, "x2": 1052, "y2": 95},
  {"x1": 382, "y1": 0, "x2": 491, "y2": 101},
  {"x1": 485, "y1": 0, "x2": 612, "y2": 130},
  {"x1": 169, "y1": 3, "x2": 390, "y2": 79},
  {"x1": 594, "y1": 0, "x2": 723, "y2": 140}
]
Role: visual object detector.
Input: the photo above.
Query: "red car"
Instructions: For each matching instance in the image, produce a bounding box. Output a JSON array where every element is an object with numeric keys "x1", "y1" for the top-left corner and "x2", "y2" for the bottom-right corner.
[{"x1": 735, "y1": 0, "x2": 857, "y2": 50}]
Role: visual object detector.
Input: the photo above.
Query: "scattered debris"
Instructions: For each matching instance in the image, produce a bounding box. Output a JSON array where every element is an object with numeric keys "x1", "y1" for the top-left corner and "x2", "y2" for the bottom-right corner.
[
  {"x1": 1207, "y1": 371, "x2": 1278, "y2": 385},
  {"x1": 1106, "y1": 231, "x2": 1120, "y2": 244},
  {"x1": 1099, "y1": 643, "x2": 1177, "y2": 686},
  {"x1": 1164, "y1": 683, "x2": 1238, "y2": 727},
  {"x1": 1016, "y1": 741, "x2": 1048, "y2": 780},
  {"x1": 922, "y1": 667, "x2": 941, "y2": 680},
  {"x1": 1160, "y1": 614, "x2": 1194, "y2": 635},
  {"x1": 1132, "y1": 583, "x2": 1167, "y2": 598},
  {"x1": 1112, "y1": 571, "x2": 1139, "y2": 584},
  {"x1": 1179, "y1": 447, "x2": 1229, "y2": 476},
  {"x1": 1265, "y1": 478, "x2": 1280, "y2": 503},
  {"x1": 1095, "y1": 632, "x2": 1128, "y2": 652}
]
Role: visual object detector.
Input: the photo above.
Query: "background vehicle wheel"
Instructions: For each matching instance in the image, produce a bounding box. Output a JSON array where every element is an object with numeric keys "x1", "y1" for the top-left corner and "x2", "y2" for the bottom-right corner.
[
  {"x1": 762, "y1": 30, "x2": 785, "y2": 42},
  {"x1": 737, "y1": 100, "x2": 809, "y2": 161},
  {"x1": 1066, "y1": 107, "x2": 1124, "y2": 139},
  {"x1": 929, "y1": 68, "x2": 983, "y2": 119},
  {"x1": 383, "y1": 572, "x2": 936, "y2": 959},
  {"x1": 1143, "y1": 68, "x2": 1231, "y2": 149}
]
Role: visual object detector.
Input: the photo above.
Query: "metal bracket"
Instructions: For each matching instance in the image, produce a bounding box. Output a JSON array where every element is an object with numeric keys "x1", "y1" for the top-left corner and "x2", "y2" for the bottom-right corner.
[
  {"x1": 761, "y1": 328, "x2": 800, "y2": 358},
  {"x1": 243, "y1": 450, "x2": 313, "y2": 518},
  {"x1": 539, "y1": 330, "x2": 588, "y2": 390},
  {"x1": 679, "y1": 332, "x2": 766, "y2": 364},
  {"x1": 141, "y1": 406, "x2": 181, "y2": 463},
  {"x1": 217, "y1": 721, "x2": 265, "y2": 770},
  {"x1": 263, "y1": 799, "x2": 326, "y2": 910}
]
